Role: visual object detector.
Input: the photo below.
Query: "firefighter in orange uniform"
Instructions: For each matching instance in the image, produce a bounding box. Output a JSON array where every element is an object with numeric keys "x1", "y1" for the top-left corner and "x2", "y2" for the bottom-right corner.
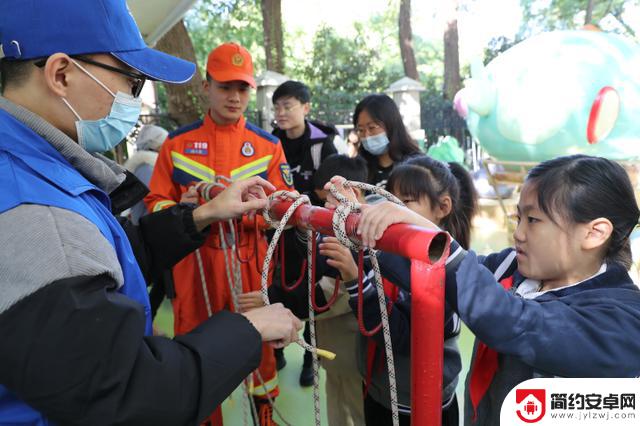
[{"x1": 145, "y1": 43, "x2": 292, "y2": 426}]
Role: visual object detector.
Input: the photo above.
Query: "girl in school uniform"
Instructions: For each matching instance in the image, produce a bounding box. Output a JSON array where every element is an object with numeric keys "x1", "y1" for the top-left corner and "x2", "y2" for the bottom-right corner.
[
  {"x1": 321, "y1": 155, "x2": 478, "y2": 425},
  {"x1": 347, "y1": 154, "x2": 640, "y2": 425}
]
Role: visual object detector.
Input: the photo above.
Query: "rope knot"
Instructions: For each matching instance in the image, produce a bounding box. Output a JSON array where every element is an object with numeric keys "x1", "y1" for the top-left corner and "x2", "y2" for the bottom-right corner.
[
  {"x1": 327, "y1": 178, "x2": 404, "y2": 250},
  {"x1": 263, "y1": 190, "x2": 310, "y2": 229},
  {"x1": 195, "y1": 175, "x2": 232, "y2": 202}
]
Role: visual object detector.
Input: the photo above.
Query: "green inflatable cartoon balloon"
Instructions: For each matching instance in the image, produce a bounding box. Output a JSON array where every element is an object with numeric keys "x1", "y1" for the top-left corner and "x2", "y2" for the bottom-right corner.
[{"x1": 455, "y1": 30, "x2": 640, "y2": 162}]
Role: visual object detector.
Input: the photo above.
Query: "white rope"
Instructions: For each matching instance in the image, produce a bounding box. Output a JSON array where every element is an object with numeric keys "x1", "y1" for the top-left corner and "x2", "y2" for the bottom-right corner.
[
  {"x1": 328, "y1": 178, "x2": 403, "y2": 426},
  {"x1": 195, "y1": 249, "x2": 213, "y2": 317},
  {"x1": 227, "y1": 219, "x2": 245, "y2": 298},
  {"x1": 306, "y1": 231, "x2": 322, "y2": 426},
  {"x1": 260, "y1": 191, "x2": 324, "y2": 426},
  {"x1": 259, "y1": 191, "x2": 313, "y2": 356},
  {"x1": 262, "y1": 190, "x2": 298, "y2": 230},
  {"x1": 224, "y1": 215, "x2": 293, "y2": 426},
  {"x1": 196, "y1": 177, "x2": 258, "y2": 426},
  {"x1": 210, "y1": 181, "x2": 295, "y2": 426},
  {"x1": 218, "y1": 220, "x2": 254, "y2": 426}
]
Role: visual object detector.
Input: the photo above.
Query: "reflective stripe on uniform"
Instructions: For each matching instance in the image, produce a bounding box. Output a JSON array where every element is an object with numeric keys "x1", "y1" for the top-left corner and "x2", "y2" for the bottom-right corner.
[
  {"x1": 230, "y1": 155, "x2": 272, "y2": 181},
  {"x1": 251, "y1": 374, "x2": 278, "y2": 396},
  {"x1": 152, "y1": 200, "x2": 177, "y2": 212},
  {"x1": 171, "y1": 151, "x2": 215, "y2": 183}
]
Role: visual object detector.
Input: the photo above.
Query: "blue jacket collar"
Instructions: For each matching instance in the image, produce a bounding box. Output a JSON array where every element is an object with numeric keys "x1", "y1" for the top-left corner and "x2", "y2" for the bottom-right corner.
[{"x1": 0, "y1": 97, "x2": 125, "y2": 196}]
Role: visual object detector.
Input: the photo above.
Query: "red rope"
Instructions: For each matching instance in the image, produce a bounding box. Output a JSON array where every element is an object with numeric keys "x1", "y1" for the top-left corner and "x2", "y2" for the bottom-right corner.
[
  {"x1": 310, "y1": 230, "x2": 341, "y2": 313},
  {"x1": 232, "y1": 217, "x2": 259, "y2": 264},
  {"x1": 279, "y1": 239, "x2": 307, "y2": 291},
  {"x1": 214, "y1": 215, "x2": 264, "y2": 278},
  {"x1": 195, "y1": 181, "x2": 259, "y2": 269},
  {"x1": 356, "y1": 250, "x2": 383, "y2": 336}
]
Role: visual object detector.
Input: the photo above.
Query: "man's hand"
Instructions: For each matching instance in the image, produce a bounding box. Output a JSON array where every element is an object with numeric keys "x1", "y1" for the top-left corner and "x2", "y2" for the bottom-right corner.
[
  {"x1": 319, "y1": 237, "x2": 358, "y2": 282},
  {"x1": 241, "y1": 303, "x2": 302, "y2": 349},
  {"x1": 237, "y1": 291, "x2": 266, "y2": 313},
  {"x1": 180, "y1": 186, "x2": 199, "y2": 204},
  {"x1": 192, "y1": 176, "x2": 275, "y2": 231}
]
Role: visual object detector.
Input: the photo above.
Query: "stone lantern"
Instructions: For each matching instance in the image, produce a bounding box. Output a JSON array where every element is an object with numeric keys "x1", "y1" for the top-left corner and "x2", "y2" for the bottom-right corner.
[
  {"x1": 255, "y1": 70, "x2": 289, "y2": 131},
  {"x1": 386, "y1": 76, "x2": 426, "y2": 142}
]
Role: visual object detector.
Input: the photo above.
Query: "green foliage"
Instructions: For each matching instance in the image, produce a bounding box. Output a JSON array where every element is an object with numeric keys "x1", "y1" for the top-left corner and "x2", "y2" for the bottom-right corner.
[
  {"x1": 287, "y1": 3, "x2": 406, "y2": 120},
  {"x1": 154, "y1": 81, "x2": 168, "y2": 113},
  {"x1": 483, "y1": 35, "x2": 520, "y2": 64},
  {"x1": 484, "y1": 1, "x2": 639, "y2": 71},
  {"x1": 299, "y1": 25, "x2": 403, "y2": 116},
  {"x1": 185, "y1": 0, "x2": 266, "y2": 75},
  {"x1": 519, "y1": 0, "x2": 639, "y2": 38},
  {"x1": 181, "y1": 0, "x2": 449, "y2": 125},
  {"x1": 414, "y1": 34, "x2": 445, "y2": 91},
  {"x1": 290, "y1": 6, "x2": 444, "y2": 123}
]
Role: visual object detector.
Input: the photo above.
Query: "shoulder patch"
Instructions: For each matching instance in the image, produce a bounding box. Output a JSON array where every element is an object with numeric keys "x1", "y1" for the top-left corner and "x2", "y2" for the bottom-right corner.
[
  {"x1": 168, "y1": 120, "x2": 204, "y2": 139},
  {"x1": 280, "y1": 163, "x2": 294, "y2": 187},
  {"x1": 245, "y1": 121, "x2": 279, "y2": 144}
]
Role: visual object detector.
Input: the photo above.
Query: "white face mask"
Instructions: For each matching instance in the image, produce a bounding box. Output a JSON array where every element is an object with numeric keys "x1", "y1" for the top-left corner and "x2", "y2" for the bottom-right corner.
[
  {"x1": 362, "y1": 132, "x2": 390, "y2": 155},
  {"x1": 61, "y1": 59, "x2": 142, "y2": 153}
]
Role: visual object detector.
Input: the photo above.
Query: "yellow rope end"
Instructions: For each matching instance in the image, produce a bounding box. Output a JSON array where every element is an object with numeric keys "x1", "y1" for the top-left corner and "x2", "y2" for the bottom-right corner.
[{"x1": 315, "y1": 348, "x2": 336, "y2": 360}]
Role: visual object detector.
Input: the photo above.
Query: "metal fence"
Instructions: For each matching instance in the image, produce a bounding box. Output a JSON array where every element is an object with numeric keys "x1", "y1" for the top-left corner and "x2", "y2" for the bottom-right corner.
[
  {"x1": 311, "y1": 109, "x2": 354, "y2": 127},
  {"x1": 420, "y1": 103, "x2": 482, "y2": 169}
]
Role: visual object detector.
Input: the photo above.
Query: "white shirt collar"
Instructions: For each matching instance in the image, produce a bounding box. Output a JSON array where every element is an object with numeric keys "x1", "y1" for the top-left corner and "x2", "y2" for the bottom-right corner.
[{"x1": 515, "y1": 263, "x2": 607, "y2": 300}]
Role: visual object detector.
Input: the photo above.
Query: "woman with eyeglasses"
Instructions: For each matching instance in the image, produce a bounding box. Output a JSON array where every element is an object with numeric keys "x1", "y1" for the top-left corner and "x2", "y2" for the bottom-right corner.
[{"x1": 354, "y1": 94, "x2": 421, "y2": 188}]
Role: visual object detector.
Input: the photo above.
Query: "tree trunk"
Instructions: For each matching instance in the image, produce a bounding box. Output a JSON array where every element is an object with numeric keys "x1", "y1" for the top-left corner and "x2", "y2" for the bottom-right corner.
[
  {"x1": 399, "y1": 0, "x2": 419, "y2": 80},
  {"x1": 155, "y1": 19, "x2": 208, "y2": 126},
  {"x1": 261, "y1": 0, "x2": 285, "y2": 73},
  {"x1": 585, "y1": 0, "x2": 594, "y2": 25},
  {"x1": 443, "y1": 0, "x2": 461, "y2": 101}
]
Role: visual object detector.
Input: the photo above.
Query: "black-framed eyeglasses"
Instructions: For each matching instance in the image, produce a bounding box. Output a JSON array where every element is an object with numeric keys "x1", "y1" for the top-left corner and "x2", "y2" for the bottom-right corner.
[{"x1": 35, "y1": 56, "x2": 146, "y2": 97}]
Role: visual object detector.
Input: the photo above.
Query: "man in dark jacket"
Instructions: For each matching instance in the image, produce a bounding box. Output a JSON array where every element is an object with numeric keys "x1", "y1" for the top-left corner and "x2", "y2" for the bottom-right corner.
[
  {"x1": 272, "y1": 80, "x2": 338, "y2": 205},
  {"x1": 270, "y1": 80, "x2": 338, "y2": 385},
  {"x1": 0, "y1": 1, "x2": 301, "y2": 425}
]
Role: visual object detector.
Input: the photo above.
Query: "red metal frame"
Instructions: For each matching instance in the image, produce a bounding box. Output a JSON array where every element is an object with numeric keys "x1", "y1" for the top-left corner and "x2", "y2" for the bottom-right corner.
[
  {"x1": 270, "y1": 197, "x2": 450, "y2": 425},
  {"x1": 199, "y1": 183, "x2": 450, "y2": 425}
]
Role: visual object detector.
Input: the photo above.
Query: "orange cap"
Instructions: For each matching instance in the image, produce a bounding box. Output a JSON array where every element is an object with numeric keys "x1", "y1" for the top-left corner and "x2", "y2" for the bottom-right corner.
[{"x1": 206, "y1": 42, "x2": 256, "y2": 88}]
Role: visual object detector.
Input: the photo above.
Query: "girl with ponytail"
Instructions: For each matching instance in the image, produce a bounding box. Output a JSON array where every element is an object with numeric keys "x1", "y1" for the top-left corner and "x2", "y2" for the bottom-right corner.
[
  {"x1": 386, "y1": 156, "x2": 478, "y2": 249},
  {"x1": 351, "y1": 154, "x2": 640, "y2": 425},
  {"x1": 319, "y1": 154, "x2": 477, "y2": 425}
]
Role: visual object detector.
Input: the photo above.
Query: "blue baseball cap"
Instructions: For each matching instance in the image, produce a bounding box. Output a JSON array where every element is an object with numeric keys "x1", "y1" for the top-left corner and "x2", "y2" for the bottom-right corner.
[{"x1": 0, "y1": 0, "x2": 195, "y2": 84}]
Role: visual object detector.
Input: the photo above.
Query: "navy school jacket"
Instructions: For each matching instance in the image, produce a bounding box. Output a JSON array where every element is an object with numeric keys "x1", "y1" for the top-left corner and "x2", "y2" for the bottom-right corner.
[{"x1": 378, "y1": 241, "x2": 640, "y2": 425}]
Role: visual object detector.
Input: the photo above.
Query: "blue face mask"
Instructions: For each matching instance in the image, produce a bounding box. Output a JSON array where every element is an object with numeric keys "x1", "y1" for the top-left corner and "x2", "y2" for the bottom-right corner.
[
  {"x1": 62, "y1": 59, "x2": 142, "y2": 153},
  {"x1": 362, "y1": 132, "x2": 390, "y2": 155}
]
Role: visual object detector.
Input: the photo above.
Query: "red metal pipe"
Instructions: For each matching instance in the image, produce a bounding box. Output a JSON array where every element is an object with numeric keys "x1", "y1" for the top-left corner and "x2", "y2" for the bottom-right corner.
[
  {"x1": 270, "y1": 200, "x2": 449, "y2": 264},
  {"x1": 270, "y1": 197, "x2": 449, "y2": 425},
  {"x1": 411, "y1": 259, "x2": 446, "y2": 425}
]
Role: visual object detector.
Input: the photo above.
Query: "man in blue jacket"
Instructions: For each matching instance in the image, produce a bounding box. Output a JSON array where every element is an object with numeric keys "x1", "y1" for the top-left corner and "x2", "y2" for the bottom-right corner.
[{"x1": 0, "y1": 1, "x2": 301, "y2": 425}]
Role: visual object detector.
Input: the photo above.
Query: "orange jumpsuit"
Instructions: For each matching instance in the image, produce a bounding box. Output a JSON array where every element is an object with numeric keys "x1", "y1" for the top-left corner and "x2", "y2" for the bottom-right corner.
[{"x1": 145, "y1": 114, "x2": 293, "y2": 425}]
